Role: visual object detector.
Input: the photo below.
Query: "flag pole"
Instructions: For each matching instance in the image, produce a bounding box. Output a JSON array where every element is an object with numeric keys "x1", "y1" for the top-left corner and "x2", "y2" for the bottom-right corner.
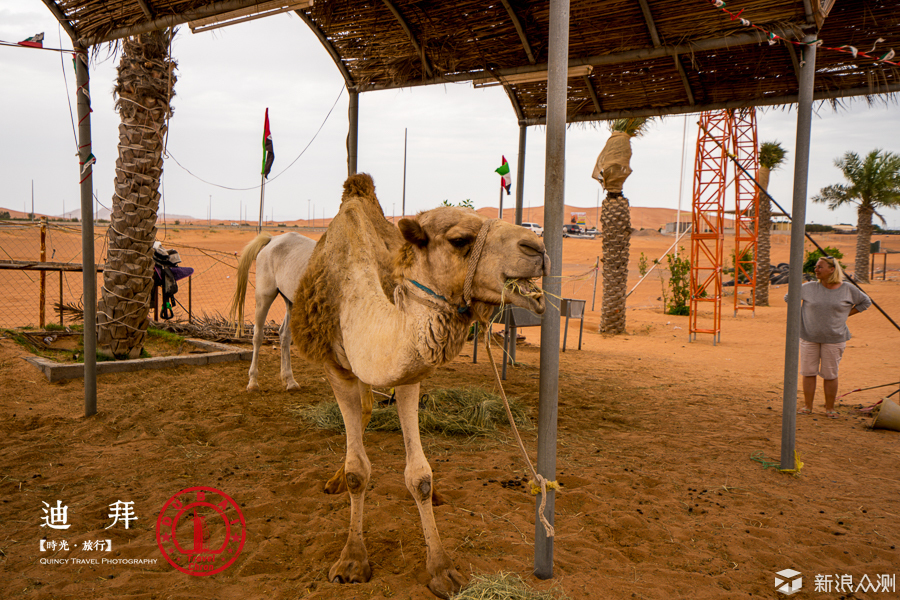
[
  {"x1": 499, "y1": 183, "x2": 504, "y2": 220},
  {"x1": 257, "y1": 174, "x2": 265, "y2": 234}
]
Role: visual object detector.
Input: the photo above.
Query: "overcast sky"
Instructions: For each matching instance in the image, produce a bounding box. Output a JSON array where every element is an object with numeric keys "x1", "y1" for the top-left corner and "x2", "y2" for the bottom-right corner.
[{"x1": 3, "y1": 4, "x2": 899, "y2": 229}]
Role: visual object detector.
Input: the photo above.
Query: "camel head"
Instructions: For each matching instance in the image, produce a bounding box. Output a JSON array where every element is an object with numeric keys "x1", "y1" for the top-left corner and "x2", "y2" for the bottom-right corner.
[{"x1": 397, "y1": 208, "x2": 549, "y2": 316}]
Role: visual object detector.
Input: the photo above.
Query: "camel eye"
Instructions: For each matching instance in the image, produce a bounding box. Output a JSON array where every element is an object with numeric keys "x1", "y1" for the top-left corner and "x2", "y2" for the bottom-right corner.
[{"x1": 449, "y1": 237, "x2": 471, "y2": 249}]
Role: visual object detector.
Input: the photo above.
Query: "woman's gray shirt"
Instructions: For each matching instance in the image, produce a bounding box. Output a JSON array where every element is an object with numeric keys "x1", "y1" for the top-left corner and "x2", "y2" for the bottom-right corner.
[{"x1": 785, "y1": 282, "x2": 872, "y2": 343}]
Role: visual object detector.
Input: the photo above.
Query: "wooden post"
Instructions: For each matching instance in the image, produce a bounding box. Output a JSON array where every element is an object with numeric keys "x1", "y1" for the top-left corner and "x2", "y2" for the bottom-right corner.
[
  {"x1": 75, "y1": 45, "x2": 97, "y2": 418},
  {"x1": 40, "y1": 217, "x2": 47, "y2": 328},
  {"x1": 188, "y1": 276, "x2": 193, "y2": 323},
  {"x1": 59, "y1": 270, "x2": 64, "y2": 326}
]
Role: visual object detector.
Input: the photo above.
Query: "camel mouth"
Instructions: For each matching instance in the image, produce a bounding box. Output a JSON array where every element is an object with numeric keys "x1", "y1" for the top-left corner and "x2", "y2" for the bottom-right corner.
[{"x1": 503, "y1": 277, "x2": 546, "y2": 315}]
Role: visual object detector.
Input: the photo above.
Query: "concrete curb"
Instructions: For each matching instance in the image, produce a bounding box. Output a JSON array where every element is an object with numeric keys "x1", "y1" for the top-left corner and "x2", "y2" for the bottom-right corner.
[{"x1": 24, "y1": 339, "x2": 252, "y2": 383}]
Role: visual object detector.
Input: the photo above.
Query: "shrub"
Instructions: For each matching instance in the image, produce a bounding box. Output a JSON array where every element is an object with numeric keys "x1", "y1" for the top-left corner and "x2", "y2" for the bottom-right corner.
[
  {"x1": 803, "y1": 246, "x2": 845, "y2": 274},
  {"x1": 665, "y1": 249, "x2": 691, "y2": 316}
]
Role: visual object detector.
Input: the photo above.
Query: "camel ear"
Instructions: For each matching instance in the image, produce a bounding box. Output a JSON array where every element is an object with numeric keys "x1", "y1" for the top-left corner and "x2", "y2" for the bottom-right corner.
[{"x1": 399, "y1": 218, "x2": 428, "y2": 248}]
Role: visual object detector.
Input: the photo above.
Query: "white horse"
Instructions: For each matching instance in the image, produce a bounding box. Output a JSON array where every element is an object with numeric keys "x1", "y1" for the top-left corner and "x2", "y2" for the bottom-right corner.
[{"x1": 229, "y1": 232, "x2": 316, "y2": 391}]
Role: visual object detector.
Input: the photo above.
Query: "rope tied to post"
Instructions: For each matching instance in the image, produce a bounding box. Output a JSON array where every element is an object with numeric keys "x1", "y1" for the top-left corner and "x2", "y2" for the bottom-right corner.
[{"x1": 483, "y1": 320, "x2": 558, "y2": 538}]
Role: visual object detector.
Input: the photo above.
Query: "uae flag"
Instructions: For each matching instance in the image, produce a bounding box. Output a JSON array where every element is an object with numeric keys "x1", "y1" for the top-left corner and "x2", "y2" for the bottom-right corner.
[
  {"x1": 495, "y1": 156, "x2": 512, "y2": 195},
  {"x1": 18, "y1": 32, "x2": 44, "y2": 48},
  {"x1": 261, "y1": 108, "x2": 274, "y2": 179}
]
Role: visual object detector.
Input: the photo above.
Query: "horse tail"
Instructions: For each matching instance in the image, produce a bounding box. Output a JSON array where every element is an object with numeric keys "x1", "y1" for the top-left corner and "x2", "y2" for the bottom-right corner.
[{"x1": 229, "y1": 232, "x2": 274, "y2": 336}]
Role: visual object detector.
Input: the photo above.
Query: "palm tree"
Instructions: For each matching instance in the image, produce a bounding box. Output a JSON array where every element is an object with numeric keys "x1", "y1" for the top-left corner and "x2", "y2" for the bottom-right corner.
[
  {"x1": 97, "y1": 31, "x2": 177, "y2": 358},
  {"x1": 755, "y1": 141, "x2": 787, "y2": 306},
  {"x1": 594, "y1": 118, "x2": 652, "y2": 333},
  {"x1": 812, "y1": 149, "x2": 900, "y2": 283}
]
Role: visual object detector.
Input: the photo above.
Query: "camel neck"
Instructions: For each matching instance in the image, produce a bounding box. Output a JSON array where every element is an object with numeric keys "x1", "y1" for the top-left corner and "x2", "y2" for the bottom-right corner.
[{"x1": 407, "y1": 279, "x2": 470, "y2": 315}]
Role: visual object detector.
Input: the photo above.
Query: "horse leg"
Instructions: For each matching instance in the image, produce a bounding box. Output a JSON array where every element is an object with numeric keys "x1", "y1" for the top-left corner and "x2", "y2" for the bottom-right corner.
[
  {"x1": 247, "y1": 290, "x2": 277, "y2": 392},
  {"x1": 279, "y1": 298, "x2": 300, "y2": 391},
  {"x1": 395, "y1": 383, "x2": 465, "y2": 599},
  {"x1": 325, "y1": 380, "x2": 373, "y2": 494},
  {"x1": 324, "y1": 364, "x2": 372, "y2": 584}
]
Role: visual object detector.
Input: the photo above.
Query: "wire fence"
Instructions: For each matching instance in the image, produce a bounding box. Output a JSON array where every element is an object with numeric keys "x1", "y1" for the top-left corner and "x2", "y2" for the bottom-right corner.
[{"x1": 0, "y1": 221, "x2": 260, "y2": 331}]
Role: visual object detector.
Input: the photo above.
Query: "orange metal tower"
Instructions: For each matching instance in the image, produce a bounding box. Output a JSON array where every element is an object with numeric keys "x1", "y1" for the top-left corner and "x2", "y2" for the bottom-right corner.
[
  {"x1": 731, "y1": 108, "x2": 760, "y2": 316},
  {"x1": 689, "y1": 111, "x2": 729, "y2": 344}
]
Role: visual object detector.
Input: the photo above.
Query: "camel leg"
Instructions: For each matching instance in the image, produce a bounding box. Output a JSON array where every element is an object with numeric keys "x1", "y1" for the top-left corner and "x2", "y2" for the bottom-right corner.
[
  {"x1": 395, "y1": 383, "x2": 466, "y2": 599},
  {"x1": 247, "y1": 289, "x2": 278, "y2": 392},
  {"x1": 279, "y1": 299, "x2": 300, "y2": 391},
  {"x1": 325, "y1": 380, "x2": 373, "y2": 494},
  {"x1": 324, "y1": 364, "x2": 373, "y2": 584}
]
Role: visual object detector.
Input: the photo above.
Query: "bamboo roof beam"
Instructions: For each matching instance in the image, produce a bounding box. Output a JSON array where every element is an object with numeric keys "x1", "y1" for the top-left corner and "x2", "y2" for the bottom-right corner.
[
  {"x1": 504, "y1": 85, "x2": 525, "y2": 121},
  {"x1": 500, "y1": 0, "x2": 536, "y2": 65},
  {"x1": 672, "y1": 55, "x2": 696, "y2": 106},
  {"x1": 582, "y1": 75, "x2": 602, "y2": 113},
  {"x1": 79, "y1": 0, "x2": 285, "y2": 45},
  {"x1": 380, "y1": 0, "x2": 432, "y2": 78},
  {"x1": 786, "y1": 42, "x2": 802, "y2": 87},
  {"x1": 137, "y1": 0, "x2": 155, "y2": 19},
  {"x1": 637, "y1": 0, "x2": 695, "y2": 107},
  {"x1": 39, "y1": 0, "x2": 77, "y2": 41},
  {"x1": 295, "y1": 9, "x2": 354, "y2": 86},
  {"x1": 523, "y1": 83, "x2": 900, "y2": 125},
  {"x1": 637, "y1": 0, "x2": 661, "y2": 48},
  {"x1": 359, "y1": 30, "x2": 795, "y2": 91}
]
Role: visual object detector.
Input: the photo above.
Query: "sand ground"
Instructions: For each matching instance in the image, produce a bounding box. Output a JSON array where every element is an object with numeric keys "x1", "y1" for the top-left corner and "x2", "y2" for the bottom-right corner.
[{"x1": 1, "y1": 219, "x2": 899, "y2": 600}]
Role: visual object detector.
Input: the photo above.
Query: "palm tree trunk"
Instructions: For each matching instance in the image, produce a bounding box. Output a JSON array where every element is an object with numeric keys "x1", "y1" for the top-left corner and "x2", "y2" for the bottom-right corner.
[
  {"x1": 600, "y1": 193, "x2": 631, "y2": 333},
  {"x1": 855, "y1": 203, "x2": 874, "y2": 283},
  {"x1": 754, "y1": 167, "x2": 772, "y2": 306},
  {"x1": 97, "y1": 32, "x2": 176, "y2": 358}
]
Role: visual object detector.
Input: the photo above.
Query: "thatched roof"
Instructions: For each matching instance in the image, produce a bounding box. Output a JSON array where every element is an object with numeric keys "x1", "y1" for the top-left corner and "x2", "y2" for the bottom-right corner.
[{"x1": 43, "y1": 0, "x2": 900, "y2": 122}]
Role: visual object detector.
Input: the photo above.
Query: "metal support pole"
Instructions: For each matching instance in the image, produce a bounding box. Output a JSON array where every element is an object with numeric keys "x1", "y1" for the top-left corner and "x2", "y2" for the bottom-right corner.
[
  {"x1": 515, "y1": 125, "x2": 526, "y2": 226},
  {"x1": 348, "y1": 89, "x2": 359, "y2": 176},
  {"x1": 535, "y1": 0, "x2": 569, "y2": 579},
  {"x1": 780, "y1": 35, "x2": 817, "y2": 470},
  {"x1": 402, "y1": 128, "x2": 407, "y2": 217},
  {"x1": 75, "y1": 46, "x2": 97, "y2": 418},
  {"x1": 498, "y1": 185, "x2": 504, "y2": 221},
  {"x1": 511, "y1": 124, "x2": 527, "y2": 353}
]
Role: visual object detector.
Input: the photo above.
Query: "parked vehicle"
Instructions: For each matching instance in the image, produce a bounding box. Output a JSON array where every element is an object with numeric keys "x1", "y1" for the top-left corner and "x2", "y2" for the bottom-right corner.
[
  {"x1": 521, "y1": 222, "x2": 543, "y2": 237},
  {"x1": 562, "y1": 224, "x2": 584, "y2": 237}
]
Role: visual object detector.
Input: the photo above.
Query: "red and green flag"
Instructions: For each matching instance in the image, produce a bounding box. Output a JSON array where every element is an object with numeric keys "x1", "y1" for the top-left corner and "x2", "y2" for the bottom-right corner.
[
  {"x1": 495, "y1": 155, "x2": 511, "y2": 195},
  {"x1": 18, "y1": 32, "x2": 44, "y2": 48},
  {"x1": 261, "y1": 108, "x2": 274, "y2": 179}
]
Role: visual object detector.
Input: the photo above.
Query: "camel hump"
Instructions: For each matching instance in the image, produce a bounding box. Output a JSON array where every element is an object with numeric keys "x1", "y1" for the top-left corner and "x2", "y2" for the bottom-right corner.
[{"x1": 342, "y1": 173, "x2": 376, "y2": 202}]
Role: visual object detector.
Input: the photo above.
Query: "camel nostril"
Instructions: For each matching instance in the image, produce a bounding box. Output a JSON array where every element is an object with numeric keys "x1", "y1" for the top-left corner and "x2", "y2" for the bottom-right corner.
[{"x1": 518, "y1": 239, "x2": 543, "y2": 256}]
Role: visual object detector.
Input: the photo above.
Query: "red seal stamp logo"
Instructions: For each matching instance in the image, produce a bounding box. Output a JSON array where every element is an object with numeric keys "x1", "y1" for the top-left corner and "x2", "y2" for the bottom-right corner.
[{"x1": 156, "y1": 486, "x2": 246, "y2": 576}]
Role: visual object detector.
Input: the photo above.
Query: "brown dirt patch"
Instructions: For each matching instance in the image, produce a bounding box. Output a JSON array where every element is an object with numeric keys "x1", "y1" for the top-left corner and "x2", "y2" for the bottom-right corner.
[{"x1": 1, "y1": 226, "x2": 899, "y2": 600}]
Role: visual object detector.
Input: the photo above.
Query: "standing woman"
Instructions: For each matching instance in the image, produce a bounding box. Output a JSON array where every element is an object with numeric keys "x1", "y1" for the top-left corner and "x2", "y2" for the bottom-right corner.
[{"x1": 790, "y1": 256, "x2": 871, "y2": 418}]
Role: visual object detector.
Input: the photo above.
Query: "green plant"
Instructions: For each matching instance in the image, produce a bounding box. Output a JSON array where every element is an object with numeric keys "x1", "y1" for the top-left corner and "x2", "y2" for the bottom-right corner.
[
  {"x1": 0, "y1": 211, "x2": 10, "y2": 220},
  {"x1": 174, "y1": 219, "x2": 180, "y2": 225},
  {"x1": 665, "y1": 248, "x2": 691, "y2": 316},
  {"x1": 805, "y1": 224, "x2": 834, "y2": 233},
  {"x1": 638, "y1": 252, "x2": 649, "y2": 277},
  {"x1": 729, "y1": 247, "x2": 754, "y2": 282},
  {"x1": 803, "y1": 246, "x2": 845, "y2": 274}
]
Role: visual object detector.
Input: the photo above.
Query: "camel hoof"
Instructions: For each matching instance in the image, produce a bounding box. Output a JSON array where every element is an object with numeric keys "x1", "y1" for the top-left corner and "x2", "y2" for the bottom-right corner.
[
  {"x1": 329, "y1": 558, "x2": 372, "y2": 584},
  {"x1": 247, "y1": 382, "x2": 260, "y2": 392},
  {"x1": 427, "y1": 566, "x2": 466, "y2": 599},
  {"x1": 285, "y1": 381, "x2": 301, "y2": 392}
]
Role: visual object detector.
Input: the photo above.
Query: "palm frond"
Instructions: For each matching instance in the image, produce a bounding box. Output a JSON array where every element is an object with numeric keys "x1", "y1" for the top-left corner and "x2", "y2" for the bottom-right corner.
[
  {"x1": 608, "y1": 117, "x2": 654, "y2": 137},
  {"x1": 759, "y1": 141, "x2": 788, "y2": 170}
]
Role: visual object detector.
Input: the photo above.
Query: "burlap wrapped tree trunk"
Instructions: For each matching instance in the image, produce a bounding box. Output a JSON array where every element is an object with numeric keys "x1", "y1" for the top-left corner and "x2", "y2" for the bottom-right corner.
[
  {"x1": 854, "y1": 204, "x2": 875, "y2": 283},
  {"x1": 599, "y1": 194, "x2": 631, "y2": 333},
  {"x1": 97, "y1": 32, "x2": 176, "y2": 358},
  {"x1": 594, "y1": 131, "x2": 634, "y2": 334},
  {"x1": 754, "y1": 166, "x2": 772, "y2": 306}
]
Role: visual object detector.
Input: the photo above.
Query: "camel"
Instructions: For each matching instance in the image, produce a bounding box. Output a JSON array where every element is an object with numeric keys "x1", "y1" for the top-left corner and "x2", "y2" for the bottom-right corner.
[
  {"x1": 290, "y1": 174, "x2": 548, "y2": 598},
  {"x1": 229, "y1": 232, "x2": 316, "y2": 391}
]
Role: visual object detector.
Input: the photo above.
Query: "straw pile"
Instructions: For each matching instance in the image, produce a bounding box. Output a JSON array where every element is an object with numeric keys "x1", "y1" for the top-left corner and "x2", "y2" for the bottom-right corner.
[
  {"x1": 453, "y1": 572, "x2": 570, "y2": 600},
  {"x1": 294, "y1": 387, "x2": 531, "y2": 438}
]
